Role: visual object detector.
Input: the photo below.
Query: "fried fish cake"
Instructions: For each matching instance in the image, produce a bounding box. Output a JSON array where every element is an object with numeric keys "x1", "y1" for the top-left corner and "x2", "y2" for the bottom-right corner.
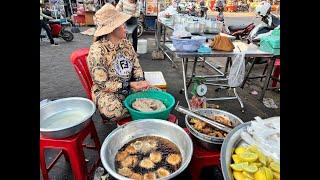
[
  {"x1": 141, "y1": 141, "x2": 155, "y2": 154},
  {"x1": 120, "y1": 155, "x2": 138, "y2": 168},
  {"x1": 156, "y1": 167, "x2": 171, "y2": 178},
  {"x1": 146, "y1": 139, "x2": 157, "y2": 149},
  {"x1": 125, "y1": 145, "x2": 137, "y2": 154},
  {"x1": 213, "y1": 114, "x2": 232, "y2": 127},
  {"x1": 166, "y1": 154, "x2": 182, "y2": 166},
  {"x1": 149, "y1": 151, "x2": 162, "y2": 163},
  {"x1": 116, "y1": 150, "x2": 129, "y2": 162},
  {"x1": 139, "y1": 158, "x2": 155, "y2": 169},
  {"x1": 143, "y1": 172, "x2": 156, "y2": 180},
  {"x1": 118, "y1": 167, "x2": 133, "y2": 177},
  {"x1": 130, "y1": 172, "x2": 143, "y2": 180},
  {"x1": 132, "y1": 141, "x2": 143, "y2": 151}
]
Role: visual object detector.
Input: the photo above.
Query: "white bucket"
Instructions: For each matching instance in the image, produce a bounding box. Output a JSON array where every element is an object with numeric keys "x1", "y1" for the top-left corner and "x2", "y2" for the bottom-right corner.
[{"x1": 137, "y1": 39, "x2": 148, "y2": 54}]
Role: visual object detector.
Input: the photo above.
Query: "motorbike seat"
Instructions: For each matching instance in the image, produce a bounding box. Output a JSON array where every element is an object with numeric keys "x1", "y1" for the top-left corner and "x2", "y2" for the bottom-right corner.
[{"x1": 228, "y1": 24, "x2": 249, "y2": 32}]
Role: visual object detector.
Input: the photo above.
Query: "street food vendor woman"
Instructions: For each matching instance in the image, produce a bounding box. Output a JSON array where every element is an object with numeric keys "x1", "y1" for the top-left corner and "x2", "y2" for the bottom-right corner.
[{"x1": 87, "y1": 4, "x2": 149, "y2": 122}]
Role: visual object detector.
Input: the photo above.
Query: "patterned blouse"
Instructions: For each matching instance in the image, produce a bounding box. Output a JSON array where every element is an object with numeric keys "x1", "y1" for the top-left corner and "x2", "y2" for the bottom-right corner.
[{"x1": 86, "y1": 38, "x2": 144, "y2": 100}]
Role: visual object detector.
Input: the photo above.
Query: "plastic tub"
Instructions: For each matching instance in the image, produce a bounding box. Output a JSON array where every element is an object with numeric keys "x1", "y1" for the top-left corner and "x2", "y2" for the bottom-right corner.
[
  {"x1": 124, "y1": 90, "x2": 176, "y2": 120},
  {"x1": 171, "y1": 36, "x2": 206, "y2": 52}
]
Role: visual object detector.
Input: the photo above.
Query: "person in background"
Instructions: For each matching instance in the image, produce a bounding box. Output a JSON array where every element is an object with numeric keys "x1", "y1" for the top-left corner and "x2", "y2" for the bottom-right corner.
[
  {"x1": 40, "y1": 2, "x2": 58, "y2": 46},
  {"x1": 116, "y1": 0, "x2": 140, "y2": 52},
  {"x1": 215, "y1": 0, "x2": 225, "y2": 22},
  {"x1": 87, "y1": 4, "x2": 149, "y2": 122}
]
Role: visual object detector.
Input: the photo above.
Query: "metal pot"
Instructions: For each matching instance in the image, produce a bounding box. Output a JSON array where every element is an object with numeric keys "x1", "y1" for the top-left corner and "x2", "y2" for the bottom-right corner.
[
  {"x1": 173, "y1": 14, "x2": 186, "y2": 25},
  {"x1": 185, "y1": 20, "x2": 203, "y2": 34},
  {"x1": 220, "y1": 122, "x2": 251, "y2": 180},
  {"x1": 204, "y1": 20, "x2": 222, "y2": 34},
  {"x1": 184, "y1": 109, "x2": 243, "y2": 150},
  {"x1": 40, "y1": 97, "x2": 96, "y2": 139},
  {"x1": 100, "y1": 119, "x2": 193, "y2": 180}
]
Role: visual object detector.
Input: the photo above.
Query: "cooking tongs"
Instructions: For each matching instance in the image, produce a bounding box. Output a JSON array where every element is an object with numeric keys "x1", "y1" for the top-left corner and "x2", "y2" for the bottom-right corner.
[{"x1": 175, "y1": 104, "x2": 233, "y2": 133}]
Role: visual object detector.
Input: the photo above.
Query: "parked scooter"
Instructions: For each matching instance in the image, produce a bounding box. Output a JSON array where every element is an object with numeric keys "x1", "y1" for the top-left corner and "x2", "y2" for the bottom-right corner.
[
  {"x1": 247, "y1": 1, "x2": 280, "y2": 44},
  {"x1": 41, "y1": 19, "x2": 74, "y2": 42},
  {"x1": 228, "y1": 23, "x2": 255, "y2": 40},
  {"x1": 226, "y1": 1, "x2": 279, "y2": 42}
]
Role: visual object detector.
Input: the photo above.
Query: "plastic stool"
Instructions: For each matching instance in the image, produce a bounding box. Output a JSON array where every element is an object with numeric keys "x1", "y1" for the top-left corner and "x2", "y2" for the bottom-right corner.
[
  {"x1": 117, "y1": 114, "x2": 178, "y2": 126},
  {"x1": 272, "y1": 59, "x2": 280, "y2": 87},
  {"x1": 184, "y1": 128, "x2": 220, "y2": 180},
  {"x1": 40, "y1": 120, "x2": 101, "y2": 180}
]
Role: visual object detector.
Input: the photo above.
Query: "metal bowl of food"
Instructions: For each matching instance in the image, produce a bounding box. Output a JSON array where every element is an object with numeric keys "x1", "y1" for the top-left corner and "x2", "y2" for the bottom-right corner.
[
  {"x1": 185, "y1": 109, "x2": 243, "y2": 150},
  {"x1": 221, "y1": 116, "x2": 280, "y2": 180},
  {"x1": 220, "y1": 122, "x2": 250, "y2": 180},
  {"x1": 40, "y1": 97, "x2": 96, "y2": 139},
  {"x1": 100, "y1": 119, "x2": 193, "y2": 180}
]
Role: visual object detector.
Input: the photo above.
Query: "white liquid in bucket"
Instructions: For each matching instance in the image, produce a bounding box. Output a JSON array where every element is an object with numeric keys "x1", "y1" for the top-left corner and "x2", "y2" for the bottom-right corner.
[{"x1": 41, "y1": 110, "x2": 87, "y2": 129}]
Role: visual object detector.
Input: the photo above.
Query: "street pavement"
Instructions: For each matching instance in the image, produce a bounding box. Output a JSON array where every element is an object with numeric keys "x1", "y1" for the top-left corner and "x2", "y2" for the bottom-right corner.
[{"x1": 40, "y1": 12, "x2": 280, "y2": 179}]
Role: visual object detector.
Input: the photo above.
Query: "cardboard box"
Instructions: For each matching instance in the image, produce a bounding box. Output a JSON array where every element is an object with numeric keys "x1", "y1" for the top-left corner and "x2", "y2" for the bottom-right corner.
[{"x1": 144, "y1": 71, "x2": 167, "y2": 90}]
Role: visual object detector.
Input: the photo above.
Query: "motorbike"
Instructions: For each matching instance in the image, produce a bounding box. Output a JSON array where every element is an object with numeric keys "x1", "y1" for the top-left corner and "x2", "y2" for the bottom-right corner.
[
  {"x1": 41, "y1": 19, "x2": 74, "y2": 42},
  {"x1": 247, "y1": 13, "x2": 280, "y2": 44},
  {"x1": 228, "y1": 23, "x2": 255, "y2": 40},
  {"x1": 226, "y1": 12, "x2": 279, "y2": 42}
]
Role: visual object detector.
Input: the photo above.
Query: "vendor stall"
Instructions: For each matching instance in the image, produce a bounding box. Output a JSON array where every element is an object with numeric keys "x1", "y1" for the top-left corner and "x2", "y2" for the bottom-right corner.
[{"x1": 156, "y1": 15, "x2": 276, "y2": 111}]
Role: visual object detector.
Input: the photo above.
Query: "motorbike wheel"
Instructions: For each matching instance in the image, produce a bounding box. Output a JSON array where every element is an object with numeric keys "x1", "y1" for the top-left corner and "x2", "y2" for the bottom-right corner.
[
  {"x1": 137, "y1": 22, "x2": 144, "y2": 38},
  {"x1": 61, "y1": 30, "x2": 74, "y2": 42}
]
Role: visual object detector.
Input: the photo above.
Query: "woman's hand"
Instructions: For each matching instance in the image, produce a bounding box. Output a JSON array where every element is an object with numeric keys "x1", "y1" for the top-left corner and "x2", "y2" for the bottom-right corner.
[{"x1": 130, "y1": 81, "x2": 150, "y2": 91}]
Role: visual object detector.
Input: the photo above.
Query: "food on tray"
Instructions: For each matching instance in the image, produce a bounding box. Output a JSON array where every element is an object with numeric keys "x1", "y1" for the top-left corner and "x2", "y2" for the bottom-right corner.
[
  {"x1": 213, "y1": 114, "x2": 233, "y2": 127},
  {"x1": 149, "y1": 151, "x2": 162, "y2": 163},
  {"x1": 116, "y1": 150, "x2": 129, "y2": 162},
  {"x1": 230, "y1": 145, "x2": 280, "y2": 180},
  {"x1": 115, "y1": 136, "x2": 182, "y2": 179},
  {"x1": 156, "y1": 167, "x2": 171, "y2": 178},
  {"x1": 166, "y1": 154, "x2": 182, "y2": 166},
  {"x1": 118, "y1": 167, "x2": 133, "y2": 177},
  {"x1": 143, "y1": 172, "x2": 157, "y2": 180},
  {"x1": 132, "y1": 98, "x2": 166, "y2": 112},
  {"x1": 120, "y1": 155, "x2": 138, "y2": 168},
  {"x1": 139, "y1": 158, "x2": 156, "y2": 169},
  {"x1": 132, "y1": 141, "x2": 143, "y2": 151},
  {"x1": 130, "y1": 172, "x2": 143, "y2": 180},
  {"x1": 189, "y1": 114, "x2": 233, "y2": 138},
  {"x1": 125, "y1": 145, "x2": 137, "y2": 154},
  {"x1": 141, "y1": 141, "x2": 157, "y2": 154}
]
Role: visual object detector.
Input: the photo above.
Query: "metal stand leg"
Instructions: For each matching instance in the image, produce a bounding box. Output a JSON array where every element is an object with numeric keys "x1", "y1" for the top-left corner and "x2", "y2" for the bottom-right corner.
[
  {"x1": 241, "y1": 58, "x2": 257, "y2": 88},
  {"x1": 181, "y1": 58, "x2": 191, "y2": 109},
  {"x1": 224, "y1": 57, "x2": 232, "y2": 75},
  {"x1": 187, "y1": 57, "x2": 198, "y2": 89},
  {"x1": 259, "y1": 58, "x2": 276, "y2": 101},
  {"x1": 261, "y1": 61, "x2": 269, "y2": 82},
  {"x1": 233, "y1": 88, "x2": 245, "y2": 112}
]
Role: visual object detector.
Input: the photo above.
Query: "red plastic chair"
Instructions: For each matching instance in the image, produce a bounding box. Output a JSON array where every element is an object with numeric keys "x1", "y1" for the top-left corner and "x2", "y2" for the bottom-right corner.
[
  {"x1": 271, "y1": 58, "x2": 280, "y2": 88},
  {"x1": 70, "y1": 48, "x2": 92, "y2": 100},
  {"x1": 184, "y1": 128, "x2": 221, "y2": 180},
  {"x1": 40, "y1": 120, "x2": 101, "y2": 180}
]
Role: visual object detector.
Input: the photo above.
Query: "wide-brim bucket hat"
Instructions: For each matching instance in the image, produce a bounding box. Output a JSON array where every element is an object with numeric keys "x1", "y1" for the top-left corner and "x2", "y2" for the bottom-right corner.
[{"x1": 93, "y1": 3, "x2": 131, "y2": 37}]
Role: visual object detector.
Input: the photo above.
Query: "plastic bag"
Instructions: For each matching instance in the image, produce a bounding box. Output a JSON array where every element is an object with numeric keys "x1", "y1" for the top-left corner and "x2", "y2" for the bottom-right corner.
[
  {"x1": 228, "y1": 52, "x2": 245, "y2": 87},
  {"x1": 241, "y1": 116, "x2": 280, "y2": 162}
]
